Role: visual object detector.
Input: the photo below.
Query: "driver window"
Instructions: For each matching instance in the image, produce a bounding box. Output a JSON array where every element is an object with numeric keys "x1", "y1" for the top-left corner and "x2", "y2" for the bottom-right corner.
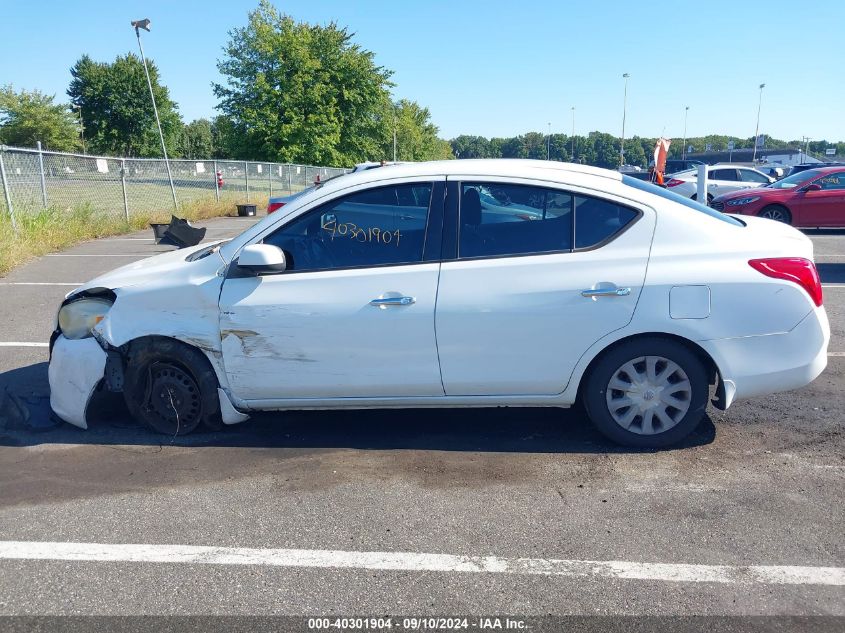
[{"x1": 263, "y1": 183, "x2": 433, "y2": 272}]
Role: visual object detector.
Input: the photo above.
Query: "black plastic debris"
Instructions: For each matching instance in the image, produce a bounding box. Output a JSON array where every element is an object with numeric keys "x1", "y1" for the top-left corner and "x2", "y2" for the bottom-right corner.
[
  {"x1": 237, "y1": 203, "x2": 257, "y2": 217},
  {"x1": 150, "y1": 215, "x2": 207, "y2": 248}
]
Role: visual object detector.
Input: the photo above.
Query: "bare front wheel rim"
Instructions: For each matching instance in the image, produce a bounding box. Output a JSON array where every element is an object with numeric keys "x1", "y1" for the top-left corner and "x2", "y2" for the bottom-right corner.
[{"x1": 605, "y1": 355, "x2": 692, "y2": 435}]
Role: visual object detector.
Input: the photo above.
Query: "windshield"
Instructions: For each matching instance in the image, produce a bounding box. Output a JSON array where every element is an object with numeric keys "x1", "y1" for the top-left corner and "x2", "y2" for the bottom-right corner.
[
  {"x1": 621, "y1": 176, "x2": 744, "y2": 226},
  {"x1": 768, "y1": 169, "x2": 824, "y2": 189}
]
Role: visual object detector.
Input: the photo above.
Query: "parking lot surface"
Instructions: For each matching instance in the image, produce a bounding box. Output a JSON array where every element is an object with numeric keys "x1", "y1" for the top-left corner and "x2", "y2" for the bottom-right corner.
[{"x1": 0, "y1": 218, "x2": 842, "y2": 616}]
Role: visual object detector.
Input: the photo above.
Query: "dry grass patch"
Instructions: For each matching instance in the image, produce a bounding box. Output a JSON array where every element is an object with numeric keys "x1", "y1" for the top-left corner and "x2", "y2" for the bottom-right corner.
[{"x1": 0, "y1": 197, "x2": 265, "y2": 277}]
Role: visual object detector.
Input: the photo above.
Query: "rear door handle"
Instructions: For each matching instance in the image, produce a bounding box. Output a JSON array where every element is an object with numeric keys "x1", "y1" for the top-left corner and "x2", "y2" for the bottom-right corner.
[
  {"x1": 370, "y1": 296, "x2": 415, "y2": 307},
  {"x1": 581, "y1": 287, "x2": 631, "y2": 298}
]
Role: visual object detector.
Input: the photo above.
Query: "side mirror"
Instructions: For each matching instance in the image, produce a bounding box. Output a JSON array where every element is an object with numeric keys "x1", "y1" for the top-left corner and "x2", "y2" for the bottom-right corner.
[
  {"x1": 801, "y1": 183, "x2": 822, "y2": 193},
  {"x1": 237, "y1": 244, "x2": 286, "y2": 274}
]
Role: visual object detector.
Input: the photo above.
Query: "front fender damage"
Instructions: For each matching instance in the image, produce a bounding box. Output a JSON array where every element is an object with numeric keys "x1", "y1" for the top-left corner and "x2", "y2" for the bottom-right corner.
[{"x1": 49, "y1": 249, "x2": 251, "y2": 429}]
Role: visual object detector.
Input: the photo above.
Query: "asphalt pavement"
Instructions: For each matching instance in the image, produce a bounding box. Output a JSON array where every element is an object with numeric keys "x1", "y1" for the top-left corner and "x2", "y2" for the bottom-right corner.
[{"x1": 0, "y1": 217, "x2": 842, "y2": 619}]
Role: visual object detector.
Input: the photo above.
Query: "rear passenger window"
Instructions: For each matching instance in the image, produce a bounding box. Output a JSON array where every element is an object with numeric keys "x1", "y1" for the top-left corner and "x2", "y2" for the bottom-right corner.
[
  {"x1": 574, "y1": 196, "x2": 639, "y2": 249},
  {"x1": 459, "y1": 183, "x2": 573, "y2": 258},
  {"x1": 711, "y1": 169, "x2": 738, "y2": 181},
  {"x1": 458, "y1": 183, "x2": 638, "y2": 258}
]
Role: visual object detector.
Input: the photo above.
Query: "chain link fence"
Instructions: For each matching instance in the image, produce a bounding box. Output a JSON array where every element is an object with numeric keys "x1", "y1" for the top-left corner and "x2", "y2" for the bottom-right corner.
[{"x1": 0, "y1": 144, "x2": 349, "y2": 231}]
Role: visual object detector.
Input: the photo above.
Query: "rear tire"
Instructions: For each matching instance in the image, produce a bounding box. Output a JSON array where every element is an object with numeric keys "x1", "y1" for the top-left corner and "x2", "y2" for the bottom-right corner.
[
  {"x1": 690, "y1": 193, "x2": 713, "y2": 203},
  {"x1": 758, "y1": 205, "x2": 792, "y2": 224},
  {"x1": 123, "y1": 338, "x2": 221, "y2": 435},
  {"x1": 582, "y1": 338, "x2": 708, "y2": 448}
]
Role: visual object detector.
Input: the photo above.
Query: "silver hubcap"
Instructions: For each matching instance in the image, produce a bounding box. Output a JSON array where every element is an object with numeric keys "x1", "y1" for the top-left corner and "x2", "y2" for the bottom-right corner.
[{"x1": 605, "y1": 356, "x2": 692, "y2": 435}]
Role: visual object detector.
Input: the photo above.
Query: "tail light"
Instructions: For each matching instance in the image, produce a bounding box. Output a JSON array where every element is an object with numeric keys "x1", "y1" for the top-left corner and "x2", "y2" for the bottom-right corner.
[
  {"x1": 267, "y1": 201, "x2": 285, "y2": 214},
  {"x1": 665, "y1": 178, "x2": 685, "y2": 187},
  {"x1": 749, "y1": 258, "x2": 823, "y2": 306}
]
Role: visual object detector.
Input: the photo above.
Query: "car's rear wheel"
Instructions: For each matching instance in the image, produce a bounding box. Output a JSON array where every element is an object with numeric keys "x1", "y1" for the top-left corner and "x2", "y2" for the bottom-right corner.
[
  {"x1": 123, "y1": 338, "x2": 221, "y2": 435},
  {"x1": 758, "y1": 205, "x2": 792, "y2": 224},
  {"x1": 582, "y1": 338, "x2": 708, "y2": 448},
  {"x1": 690, "y1": 193, "x2": 713, "y2": 203}
]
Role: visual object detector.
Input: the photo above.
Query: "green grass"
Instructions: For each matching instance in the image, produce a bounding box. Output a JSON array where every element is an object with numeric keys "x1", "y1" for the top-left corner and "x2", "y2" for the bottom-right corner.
[{"x1": 0, "y1": 195, "x2": 268, "y2": 278}]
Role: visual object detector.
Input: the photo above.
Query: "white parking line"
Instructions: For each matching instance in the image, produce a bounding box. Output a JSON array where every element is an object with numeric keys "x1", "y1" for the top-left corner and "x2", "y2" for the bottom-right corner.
[
  {"x1": 829, "y1": 352, "x2": 845, "y2": 357},
  {"x1": 0, "y1": 282, "x2": 81, "y2": 286},
  {"x1": 0, "y1": 541, "x2": 841, "y2": 586},
  {"x1": 44, "y1": 254, "x2": 144, "y2": 257},
  {"x1": 822, "y1": 283, "x2": 845, "y2": 288},
  {"x1": 0, "y1": 342, "x2": 49, "y2": 347}
]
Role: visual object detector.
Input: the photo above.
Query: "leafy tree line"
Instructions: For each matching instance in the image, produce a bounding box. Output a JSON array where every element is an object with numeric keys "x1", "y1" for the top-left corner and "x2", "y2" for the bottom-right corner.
[
  {"x1": 0, "y1": 0, "x2": 451, "y2": 166},
  {"x1": 451, "y1": 133, "x2": 844, "y2": 168}
]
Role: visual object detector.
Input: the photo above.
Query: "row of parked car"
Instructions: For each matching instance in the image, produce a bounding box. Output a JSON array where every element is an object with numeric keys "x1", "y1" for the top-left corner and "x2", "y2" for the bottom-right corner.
[{"x1": 662, "y1": 162, "x2": 845, "y2": 228}]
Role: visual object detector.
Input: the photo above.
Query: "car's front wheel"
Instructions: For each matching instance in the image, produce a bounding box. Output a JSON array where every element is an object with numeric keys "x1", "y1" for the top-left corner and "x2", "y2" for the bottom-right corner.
[
  {"x1": 123, "y1": 338, "x2": 221, "y2": 435},
  {"x1": 758, "y1": 205, "x2": 792, "y2": 224},
  {"x1": 582, "y1": 338, "x2": 709, "y2": 448}
]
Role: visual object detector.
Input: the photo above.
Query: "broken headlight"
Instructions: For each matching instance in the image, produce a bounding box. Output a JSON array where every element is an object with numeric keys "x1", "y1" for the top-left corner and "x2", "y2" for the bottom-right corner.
[{"x1": 58, "y1": 298, "x2": 113, "y2": 340}]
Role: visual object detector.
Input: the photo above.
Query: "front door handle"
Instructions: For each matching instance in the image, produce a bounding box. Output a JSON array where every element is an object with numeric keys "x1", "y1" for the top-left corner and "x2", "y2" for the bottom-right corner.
[
  {"x1": 581, "y1": 287, "x2": 631, "y2": 298},
  {"x1": 370, "y1": 296, "x2": 415, "y2": 307}
]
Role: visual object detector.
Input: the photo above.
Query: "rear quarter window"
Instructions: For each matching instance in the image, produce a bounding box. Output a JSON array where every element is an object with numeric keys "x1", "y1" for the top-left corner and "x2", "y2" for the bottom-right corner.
[{"x1": 621, "y1": 176, "x2": 744, "y2": 226}]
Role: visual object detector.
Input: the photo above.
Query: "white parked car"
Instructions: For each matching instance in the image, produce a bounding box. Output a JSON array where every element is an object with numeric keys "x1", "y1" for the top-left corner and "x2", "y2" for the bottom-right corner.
[
  {"x1": 49, "y1": 160, "x2": 829, "y2": 448},
  {"x1": 665, "y1": 165, "x2": 774, "y2": 202}
]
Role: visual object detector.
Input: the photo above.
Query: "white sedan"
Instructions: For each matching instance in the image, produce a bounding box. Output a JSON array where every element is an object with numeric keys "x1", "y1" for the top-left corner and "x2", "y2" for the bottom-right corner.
[
  {"x1": 48, "y1": 160, "x2": 829, "y2": 448},
  {"x1": 666, "y1": 165, "x2": 774, "y2": 202}
]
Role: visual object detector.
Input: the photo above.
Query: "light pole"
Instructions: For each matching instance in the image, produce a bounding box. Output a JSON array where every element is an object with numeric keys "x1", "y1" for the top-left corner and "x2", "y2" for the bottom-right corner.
[
  {"x1": 131, "y1": 18, "x2": 178, "y2": 213},
  {"x1": 570, "y1": 106, "x2": 575, "y2": 162},
  {"x1": 393, "y1": 105, "x2": 397, "y2": 162},
  {"x1": 547, "y1": 122, "x2": 551, "y2": 160},
  {"x1": 620, "y1": 73, "x2": 630, "y2": 167},
  {"x1": 802, "y1": 136, "x2": 811, "y2": 162},
  {"x1": 752, "y1": 83, "x2": 765, "y2": 163},
  {"x1": 72, "y1": 104, "x2": 85, "y2": 154},
  {"x1": 681, "y1": 106, "x2": 689, "y2": 161}
]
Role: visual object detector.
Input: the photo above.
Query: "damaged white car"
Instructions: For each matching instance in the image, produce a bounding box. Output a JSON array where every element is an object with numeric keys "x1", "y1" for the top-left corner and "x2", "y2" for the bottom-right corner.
[{"x1": 49, "y1": 160, "x2": 829, "y2": 447}]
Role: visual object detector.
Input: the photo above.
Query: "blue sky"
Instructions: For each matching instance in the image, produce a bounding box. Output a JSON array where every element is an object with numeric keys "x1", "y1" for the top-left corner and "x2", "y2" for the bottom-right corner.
[{"x1": 2, "y1": 0, "x2": 843, "y2": 142}]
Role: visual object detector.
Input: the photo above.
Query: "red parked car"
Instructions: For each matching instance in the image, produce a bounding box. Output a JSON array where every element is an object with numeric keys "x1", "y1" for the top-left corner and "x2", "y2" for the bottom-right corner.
[{"x1": 711, "y1": 166, "x2": 845, "y2": 227}]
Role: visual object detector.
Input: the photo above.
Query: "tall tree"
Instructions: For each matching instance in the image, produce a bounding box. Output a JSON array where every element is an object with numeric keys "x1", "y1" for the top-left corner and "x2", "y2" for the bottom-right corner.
[
  {"x1": 214, "y1": 0, "x2": 393, "y2": 166},
  {"x1": 179, "y1": 118, "x2": 214, "y2": 159},
  {"x1": 67, "y1": 53, "x2": 182, "y2": 157},
  {"x1": 389, "y1": 99, "x2": 452, "y2": 162},
  {"x1": 0, "y1": 86, "x2": 80, "y2": 151}
]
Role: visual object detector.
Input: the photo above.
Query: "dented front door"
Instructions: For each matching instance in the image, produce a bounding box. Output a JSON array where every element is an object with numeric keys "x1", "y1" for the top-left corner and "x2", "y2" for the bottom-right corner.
[
  {"x1": 217, "y1": 179, "x2": 445, "y2": 402},
  {"x1": 218, "y1": 265, "x2": 443, "y2": 401}
]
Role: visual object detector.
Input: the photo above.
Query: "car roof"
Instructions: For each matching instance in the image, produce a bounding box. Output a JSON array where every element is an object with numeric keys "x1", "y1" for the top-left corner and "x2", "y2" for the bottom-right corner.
[{"x1": 318, "y1": 159, "x2": 622, "y2": 193}]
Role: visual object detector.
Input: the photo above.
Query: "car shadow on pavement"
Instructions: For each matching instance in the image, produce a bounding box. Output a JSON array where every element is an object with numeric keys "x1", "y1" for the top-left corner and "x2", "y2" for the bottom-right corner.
[
  {"x1": 0, "y1": 362, "x2": 715, "y2": 454},
  {"x1": 817, "y1": 263, "x2": 845, "y2": 283}
]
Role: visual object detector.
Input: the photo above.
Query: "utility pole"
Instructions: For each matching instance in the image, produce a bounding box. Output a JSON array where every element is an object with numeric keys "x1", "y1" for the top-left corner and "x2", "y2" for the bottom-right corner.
[
  {"x1": 682, "y1": 106, "x2": 689, "y2": 161},
  {"x1": 547, "y1": 122, "x2": 551, "y2": 160},
  {"x1": 620, "y1": 73, "x2": 630, "y2": 167},
  {"x1": 132, "y1": 18, "x2": 178, "y2": 213},
  {"x1": 570, "y1": 107, "x2": 576, "y2": 162},
  {"x1": 802, "y1": 136, "x2": 811, "y2": 162},
  {"x1": 752, "y1": 83, "x2": 765, "y2": 163}
]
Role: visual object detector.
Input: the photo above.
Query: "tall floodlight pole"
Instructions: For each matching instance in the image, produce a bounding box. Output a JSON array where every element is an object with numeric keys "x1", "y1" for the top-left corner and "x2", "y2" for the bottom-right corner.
[
  {"x1": 547, "y1": 122, "x2": 551, "y2": 160},
  {"x1": 682, "y1": 106, "x2": 689, "y2": 161},
  {"x1": 132, "y1": 18, "x2": 178, "y2": 212},
  {"x1": 620, "y1": 73, "x2": 630, "y2": 167},
  {"x1": 570, "y1": 107, "x2": 575, "y2": 162},
  {"x1": 752, "y1": 83, "x2": 765, "y2": 163}
]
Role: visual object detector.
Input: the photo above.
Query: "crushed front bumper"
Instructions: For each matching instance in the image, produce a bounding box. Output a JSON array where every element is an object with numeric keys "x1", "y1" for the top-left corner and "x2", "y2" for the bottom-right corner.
[{"x1": 48, "y1": 335, "x2": 107, "y2": 429}]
